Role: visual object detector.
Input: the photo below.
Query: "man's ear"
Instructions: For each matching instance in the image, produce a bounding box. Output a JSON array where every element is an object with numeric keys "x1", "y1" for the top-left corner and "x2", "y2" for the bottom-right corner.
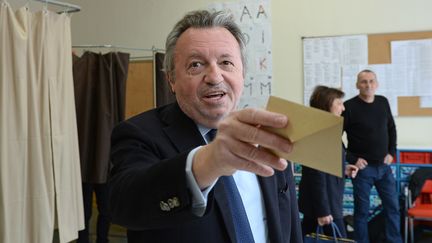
[{"x1": 166, "y1": 73, "x2": 175, "y2": 94}]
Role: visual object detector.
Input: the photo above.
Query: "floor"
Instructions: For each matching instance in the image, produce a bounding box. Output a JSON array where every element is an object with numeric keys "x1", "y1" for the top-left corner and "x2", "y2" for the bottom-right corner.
[
  {"x1": 58, "y1": 209, "x2": 432, "y2": 243},
  {"x1": 76, "y1": 211, "x2": 127, "y2": 243},
  {"x1": 53, "y1": 207, "x2": 127, "y2": 243},
  {"x1": 53, "y1": 224, "x2": 127, "y2": 243},
  {"x1": 79, "y1": 221, "x2": 432, "y2": 243},
  {"x1": 414, "y1": 227, "x2": 432, "y2": 243},
  {"x1": 97, "y1": 224, "x2": 127, "y2": 243}
]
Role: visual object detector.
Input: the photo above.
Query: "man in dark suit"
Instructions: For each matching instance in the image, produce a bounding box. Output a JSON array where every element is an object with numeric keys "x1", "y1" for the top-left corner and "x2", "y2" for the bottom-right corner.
[{"x1": 109, "y1": 10, "x2": 302, "y2": 243}]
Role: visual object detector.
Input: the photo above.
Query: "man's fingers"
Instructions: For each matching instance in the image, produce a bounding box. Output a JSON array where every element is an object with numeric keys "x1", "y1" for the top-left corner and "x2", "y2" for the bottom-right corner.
[
  {"x1": 235, "y1": 108, "x2": 288, "y2": 128},
  {"x1": 209, "y1": 108, "x2": 293, "y2": 176},
  {"x1": 224, "y1": 141, "x2": 288, "y2": 171},
  {"x1": 219, "y1": 119, "x2": 292, "y2": 154},
  {"x1": 219, "y1": 152, "x2": 276, "y2": 177},
  {"x1": 356, "y1": 159, "x2": 368, "y2": 170}
]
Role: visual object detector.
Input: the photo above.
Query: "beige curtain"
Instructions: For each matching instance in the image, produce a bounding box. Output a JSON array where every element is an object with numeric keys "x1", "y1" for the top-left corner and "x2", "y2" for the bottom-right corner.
[{"x1": 0, "y1": 2, "x2": 84, "y2": 243}]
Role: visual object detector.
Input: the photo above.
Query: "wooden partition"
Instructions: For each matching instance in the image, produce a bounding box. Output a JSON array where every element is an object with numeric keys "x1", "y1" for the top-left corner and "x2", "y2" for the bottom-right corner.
[{"x1": 125, "y1": 60, "x2": 154, "y2": 119}]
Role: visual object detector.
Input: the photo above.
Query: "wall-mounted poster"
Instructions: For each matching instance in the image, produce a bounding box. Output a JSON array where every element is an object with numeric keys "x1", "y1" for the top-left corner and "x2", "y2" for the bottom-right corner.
[{"x1": 209, "y1": 0, "x2": 273, "y2": 109}]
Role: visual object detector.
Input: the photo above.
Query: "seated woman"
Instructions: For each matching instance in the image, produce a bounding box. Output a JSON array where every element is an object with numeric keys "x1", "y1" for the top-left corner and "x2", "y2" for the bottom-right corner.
[{"x1": 298, "y1": 85, "x2": 358, "y2": 238}]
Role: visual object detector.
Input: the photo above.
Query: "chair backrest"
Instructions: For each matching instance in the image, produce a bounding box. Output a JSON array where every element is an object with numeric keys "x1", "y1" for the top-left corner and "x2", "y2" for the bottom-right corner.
[
  {"x1": 421, "y1": 180, "x2": 432, "y2": 193},
  {"x1": 409, "y1": 168, "x2": 432, "y2": 202},
  {"x1": 418, "y1": 179, "x2": 432, "y2": 205}
]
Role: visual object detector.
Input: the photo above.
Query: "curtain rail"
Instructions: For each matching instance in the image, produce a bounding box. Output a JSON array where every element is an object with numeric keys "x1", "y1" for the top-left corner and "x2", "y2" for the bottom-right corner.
[
  {"x1": 33, "y1": 0, "x2": 80, "y2": 13},
  {"x1": 72, "y1": 45, "x2": 164, "y2": 52}
]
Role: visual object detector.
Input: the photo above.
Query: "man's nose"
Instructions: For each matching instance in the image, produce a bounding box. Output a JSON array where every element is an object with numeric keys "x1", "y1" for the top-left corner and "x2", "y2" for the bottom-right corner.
[{"x1": 204, "y1": 64, "x2": 223, "y2": 84}]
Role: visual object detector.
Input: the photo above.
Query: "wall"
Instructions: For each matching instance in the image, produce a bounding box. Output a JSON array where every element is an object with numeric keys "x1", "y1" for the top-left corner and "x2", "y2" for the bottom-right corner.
[{"x1": 66, "y1": 0, "x2": 432, "y2": 147}]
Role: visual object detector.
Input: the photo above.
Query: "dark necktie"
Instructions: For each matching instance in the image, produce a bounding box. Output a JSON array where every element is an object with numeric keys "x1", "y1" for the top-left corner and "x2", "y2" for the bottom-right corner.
[
  {"x1": 206, "y1": 129, "x2": 217, "y2": 143},
  {"x1": 221, "y1": 176, "x2": 255, "y2": 243},
  {"x1": 206, "y1": 129, "x2": 255, "y2": 242}
]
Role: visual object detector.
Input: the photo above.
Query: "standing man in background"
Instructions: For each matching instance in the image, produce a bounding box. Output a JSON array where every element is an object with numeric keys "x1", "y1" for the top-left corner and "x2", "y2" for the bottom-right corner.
[
  {"x1": 343, "y1": 69, "x2": 402, "y2": 243},
  {"x1": 108, "y1": 10, "x2": 302, "y2": 243}
]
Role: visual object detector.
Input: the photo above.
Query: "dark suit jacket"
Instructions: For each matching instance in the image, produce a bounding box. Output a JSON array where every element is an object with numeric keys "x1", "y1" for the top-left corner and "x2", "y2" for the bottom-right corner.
[{"x1": 108, "y1": 102, "x2": 302, "y2": 243}]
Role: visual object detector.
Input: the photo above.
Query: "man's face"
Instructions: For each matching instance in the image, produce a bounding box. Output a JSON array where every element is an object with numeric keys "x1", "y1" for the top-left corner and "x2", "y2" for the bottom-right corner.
[
  {"x1": 169, "y1": 27, "x2": 244, "y2": 128},
  {"x1": 356, "y1": 72, "x2": 378, "y2": 99}
]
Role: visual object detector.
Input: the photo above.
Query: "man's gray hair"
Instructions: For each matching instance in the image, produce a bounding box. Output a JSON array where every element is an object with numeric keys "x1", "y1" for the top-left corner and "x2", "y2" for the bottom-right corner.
[
  {"x1": 163, "y1": 10, "x2": 247, "y2": 81},
  {"x1": 357, "y1": 69, "x2": 377, "y2": 82}
]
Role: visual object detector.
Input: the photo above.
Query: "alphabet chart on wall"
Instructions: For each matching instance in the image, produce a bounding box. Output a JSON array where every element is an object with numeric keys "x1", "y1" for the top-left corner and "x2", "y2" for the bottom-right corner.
[{"x1": 209, "y1": 0, "x2": 272, "y2": 109}]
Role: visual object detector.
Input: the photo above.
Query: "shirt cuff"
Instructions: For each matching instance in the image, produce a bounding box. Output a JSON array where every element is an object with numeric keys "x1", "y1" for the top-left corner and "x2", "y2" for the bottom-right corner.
[{"x1": 185, "y1": 146, "x2": 217, "y2": 217}]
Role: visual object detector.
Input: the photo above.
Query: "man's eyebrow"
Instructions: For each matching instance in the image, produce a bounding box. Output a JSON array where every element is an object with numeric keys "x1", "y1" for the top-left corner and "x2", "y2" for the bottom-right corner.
[
  {"x1": 186, "y1": 53, "x2": 203, "y2": 59},
  {"x1": 220, "y1": 53, "x2": 234, "y2": 58}
]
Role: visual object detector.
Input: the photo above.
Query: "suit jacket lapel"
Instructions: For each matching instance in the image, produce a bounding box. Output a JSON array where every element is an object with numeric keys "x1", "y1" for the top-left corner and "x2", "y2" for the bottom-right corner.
[{"x1": 160, "y1": 103, "x2": 206, "y2": 152}]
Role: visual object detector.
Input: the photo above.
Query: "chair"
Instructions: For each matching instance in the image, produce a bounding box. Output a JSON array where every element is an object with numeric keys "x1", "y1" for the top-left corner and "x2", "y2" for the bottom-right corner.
[{"x1": 405, "y1": 179, "x2": 432, "y2": 243}]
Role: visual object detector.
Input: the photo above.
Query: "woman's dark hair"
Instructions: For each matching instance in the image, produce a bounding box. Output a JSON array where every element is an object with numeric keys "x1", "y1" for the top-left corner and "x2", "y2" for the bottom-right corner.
[{"x1": 309, "y1": 85, "x2": 345, "y2": 112}]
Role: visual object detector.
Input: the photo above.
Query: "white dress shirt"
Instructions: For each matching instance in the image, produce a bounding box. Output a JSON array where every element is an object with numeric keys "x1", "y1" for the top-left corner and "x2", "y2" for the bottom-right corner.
[{"x1": 185, "y1": 126, "x2": 268, "y2": 243}]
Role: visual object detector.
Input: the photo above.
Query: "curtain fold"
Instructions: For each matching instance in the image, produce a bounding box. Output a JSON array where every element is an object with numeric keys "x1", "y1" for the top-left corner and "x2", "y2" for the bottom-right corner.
[
  {"x1": 73, "y1": 51, "x2": 129, "y2": 183},
  {"x1": 0, "y1": 2, "x2": 84, "y2": 243}
]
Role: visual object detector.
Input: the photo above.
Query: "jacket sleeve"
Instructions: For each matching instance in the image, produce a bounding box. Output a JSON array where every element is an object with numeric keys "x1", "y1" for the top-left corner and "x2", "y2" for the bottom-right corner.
[{"x1": 108, "y1": 121, "x2": 202, "y2": 230}]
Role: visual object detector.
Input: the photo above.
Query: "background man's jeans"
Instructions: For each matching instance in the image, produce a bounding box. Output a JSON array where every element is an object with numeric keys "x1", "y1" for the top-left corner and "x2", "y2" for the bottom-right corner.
[{"x1": 352, "y1": 164, "x2": 402, "y2": 243}]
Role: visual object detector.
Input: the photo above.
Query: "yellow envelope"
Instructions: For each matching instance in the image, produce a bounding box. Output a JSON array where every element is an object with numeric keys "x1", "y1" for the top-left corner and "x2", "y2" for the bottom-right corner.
[{"x1": 265, "y1": 96, "x2": 343, "y2": 177}]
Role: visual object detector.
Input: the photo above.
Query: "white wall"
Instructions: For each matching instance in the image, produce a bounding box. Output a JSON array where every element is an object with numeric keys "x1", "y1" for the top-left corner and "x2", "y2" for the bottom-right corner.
[{"x1": 66, "y1": 0, "x2": 432, "y2": 148}]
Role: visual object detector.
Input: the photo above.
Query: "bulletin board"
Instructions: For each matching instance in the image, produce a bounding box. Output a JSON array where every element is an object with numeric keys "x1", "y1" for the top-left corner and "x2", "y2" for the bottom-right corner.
[
  {"x1": 368, "y1": 31, "x2": 432, "y2": 116},
  {"x1": 303, "y1": 31, "x2": 432, "y2": 117}
]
